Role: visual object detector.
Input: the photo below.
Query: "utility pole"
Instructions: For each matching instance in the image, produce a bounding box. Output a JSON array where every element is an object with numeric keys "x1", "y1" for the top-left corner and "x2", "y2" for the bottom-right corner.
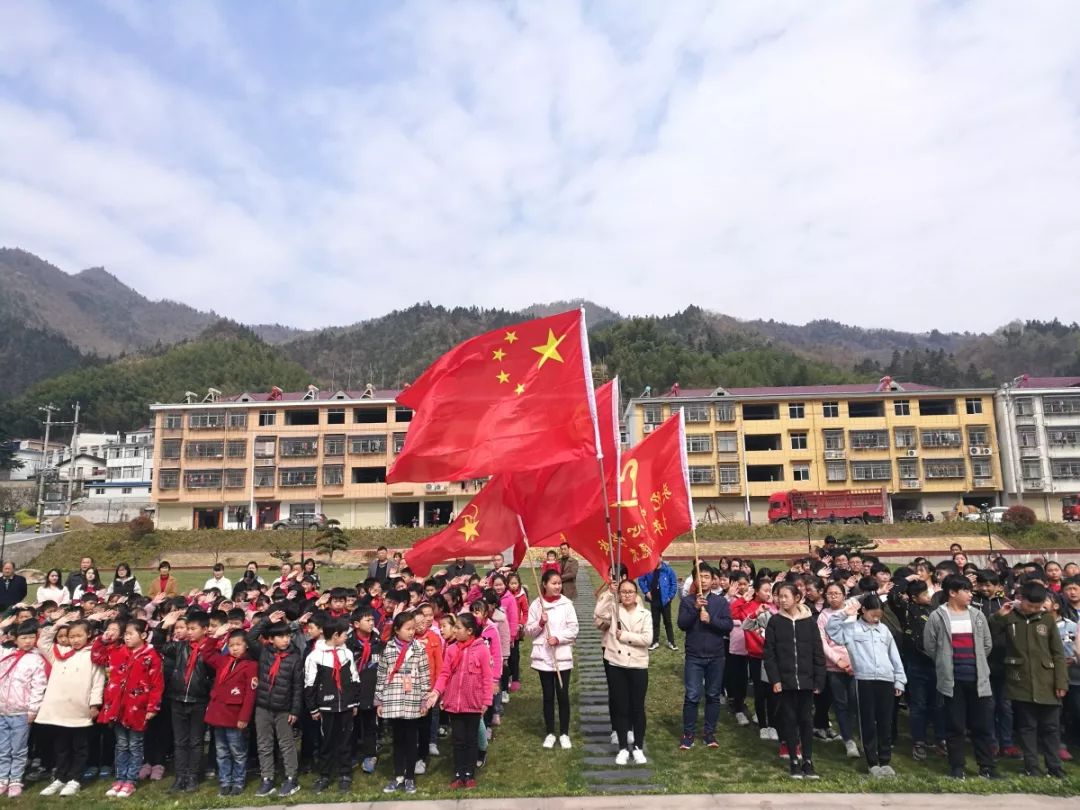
[
  {"x1": 65, "y1": 402, "x2": 81, "y2": 515},
  {"x1": 35, "y1": 405, "x2": 58, "y2": 532}
]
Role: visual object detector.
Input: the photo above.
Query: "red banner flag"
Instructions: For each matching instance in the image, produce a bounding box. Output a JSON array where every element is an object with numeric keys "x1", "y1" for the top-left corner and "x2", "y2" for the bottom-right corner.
[
  {"x1": 539, "y1": 411, "x2": 693, "y2": 581},
  {"x1": 403, "y1": 477, "x2": 523, "y2": 577},
  {"x1": 387, "y1": 309, "x2": 598, "y2": 484}
]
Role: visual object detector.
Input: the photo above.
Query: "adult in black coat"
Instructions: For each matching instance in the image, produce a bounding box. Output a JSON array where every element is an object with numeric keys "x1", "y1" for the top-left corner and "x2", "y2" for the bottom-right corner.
[{"x1": 0, "y1": 562, "x2": 27, "y2": 610}]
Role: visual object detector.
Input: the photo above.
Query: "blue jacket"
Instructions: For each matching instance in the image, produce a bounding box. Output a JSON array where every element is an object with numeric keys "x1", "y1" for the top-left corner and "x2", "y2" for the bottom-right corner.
[
  {"x1": 637, "y1": 562, "x2": 678, "y2": 607},
  {"x1": 677, "y1": 592, "x2": 733, "y2": 658},
  {"x1": 826, "y1": 612, "x2": 906, "y2": 689}
]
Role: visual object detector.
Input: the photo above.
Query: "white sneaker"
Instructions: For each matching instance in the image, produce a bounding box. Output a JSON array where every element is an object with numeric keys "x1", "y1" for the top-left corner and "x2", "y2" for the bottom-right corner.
[
  {"x1": 59, "y1": 781, "x2": 81, "y2": 797},
  {"x1": 414, "y1": 760, "x2": 426, "y2": 775},
  {"x1": 615, "y1": 749, "x2": 630, "y2": 766},
  {"x1": 735, "y1": 712, "x2": 750, "y2": 727},
  {"x1": 632, "y1": 748, "x2": 648, "y2": 765},
  {"x1": 768, "y1": 727, "x2": 780, "y2": 741},
  {"x1": 610, "y1": 731, "x2": 618, "y2": 745},
  {"x1": 845, "y1": 739, "x2": 860, "y2": 758},
  {"x1": 759, "y1": 727, "x2": 771, "y2": 740},
  {"x1": 428, "y1": 743, "x2": 440, "y2": 757},
  {"x1": 542, "y1": 734, "x2": 557, "y2": 749},
  {"x1": 501, "y1": 691, "x2": 510, "y2": 703},
  {"x1": 628, "y1": 730, "x2": 634, "y2": 745},
  {"x1": 559, "y1": 734, "x2": 572, "y2": 750},
  {"x1": 40, "y1": 780, "x2": 65, "y2": 797}
]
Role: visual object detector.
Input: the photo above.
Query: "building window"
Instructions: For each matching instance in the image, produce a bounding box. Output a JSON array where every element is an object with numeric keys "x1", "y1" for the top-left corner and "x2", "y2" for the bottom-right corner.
[
  {"x1": 790, "y1": 432, "x2": 808, "y2": 450},
  {"x1": 280, "y1": 438, "x2": 319, "y2": 457},
  {"x1": 354, "y1": 407, "x2": 386, "y2": 424},
  {"x1": 324, "y1": 435, "x2": 346, "y2": 456},
  {"x1": 851, "y1": 461, "x2": 891, "y2": 481},
  {"x1": 894, "y1": 428, "x2": 917, "y2": 449},
  {"x1": 967, "y1": 427, "x2": 990, "y2": 447},
  {"x1": 394, "y1": 407, "x2": 414, "y2": 423},
  {"x1": 350, "y1": 436, "x2": 387, "y2": 454},
  {"x1": 683, "y1": 404, "x2": 710, "y2": 423},
  {"x1": 918, "y1": 398, "x2": 956, "y2": 416},
  {"x1": 792, "y1": 463, "x2": 810, "y2": 482},
  {"x1": 1017, "y1": 428, "x2": 1038, "y2": 448},
  {"x1": 159, "y1": 470, "x2": 179, "y2": 490},
  {"x1": 718, "y1": 464, "x2": 740, "y2": 484},
  {"x1": 184, "y1": 470, "x2": 222, "y2": 489},
  {"x1": 227, "y1": 412, "x2": 247, "y2": 428},
  {"x1": 258, "y1": 410, "x2": 276, "y2": 427},
  {"x1": 186, "y1": 441, "x2": 224, "y2": 459},
  {"x1": 688, "y1": 466, "x2": 715, "y2": 485},
  {"x1": 352, "y1": 466, "x2": 387, "y2": 484},
  {"x1": 924, "y1": 459, "x2": 965, "y2": 479},
  {"x1": 920, "y1": 430, "x2": 963, "y2": 448},
  {"x1": 254, "y1": 437, "x2": 276, "y2": 457},
  {"x1": 161, "y1": 439, "x2": 181, "y2": 459},
  {"x1": 1043, "y1": 396, "x2": 1080, "y2": 415},
  {"x1": 1051, "y1": 459, "x2": 1080, "y2": 479},
  {"x1": 643, "y1": 405, "x2": 663, "y2": 424},
  {"x1": 393, "y1": 432, "x2": 407, "y2": 454},
  {"x1": 823, "y1": 429, "x2": 845, "y2": 451},
  {"x1": 122, "y1": 466, "x2": 139, "y2": 478},
  {"x1": 715, "y1": 432, "x2": 738, "y2": 453},
  {"x1": 850, "y1": 430, "x2": 889, "y2": 450},
  {"x1": 189, "y1": 412, "x2": 225, "y2": 429},
  {"x1": 163, "y1": 413, "x2": 183, "y2": 430},
  {"x1": 1047, "y1": 428, "x2": 1080, "y2": 447},
  {"x1": 822, "y1": 401, "x2": 839, "y2": 418},
  {"x1": 686, "y1": 434, "x2": 712, "y2": 453},
  {"x1": 965, "y1": 397, "x2": 983, "y2": 415},
  {"x1": 280, "y1": 467, "x2": 317, "y2": 487},
  {"x1": 744, "y1": 434, "x2": 782, "y2": 452},
  {"x1": 1021, "y1": 459, "x2": 1042, "y2": 480},
  {"x1": 323, "y1": 465, "x2": 344, "y2": 486},
  {"x1": 898, "y1": 459, "x2": 918, "y2": 479},
  {"x1": 788, "y1": 402, "x2": 805, "y2": 419},
  {"x1": 849, "y1": 400, "x2": 884, "y2": 418},
  {"x1": 254, "y1": 467, "x2": 275, "y2": 488},
  {"x1": 95, "y1": 488, "x2": 106, "y2": 495},
  {"x1": 121, "y1": 487, "x2": 132, "y2": 495},
  {"x1": 743, "y1": 403, "x2": 779, "y2": 420},
  {"x1": 226, "y1": 440, "x2": 247, "y2": 458},
  {"x1": 327, "y1": 408, "x2": 346, "y2": 425},
  {"x1": 970, "y1": 459, "x2": 991, "y2": 479},
  {"x1": 224, "y1": 469, "x2": 246, "y2": 488},
  {"x1": 1014, "y1": 397, "x2": 1033, "y2": 416},
  {"x1": 894, "y1": 400, "x2": 910, "y2": 416},
  {"x1": 825, "y1": 461, "x2": 846, "y2": 482},
  {"x1": 715, "y1": 403, "x2": 736, "y2": 423}
]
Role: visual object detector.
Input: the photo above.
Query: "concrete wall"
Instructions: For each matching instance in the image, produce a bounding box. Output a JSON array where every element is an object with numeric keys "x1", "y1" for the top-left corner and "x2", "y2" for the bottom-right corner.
[
  {"x1": 157, "y1": 503, "x2": 192, "y2": 530},
  {"x1": 73, "y1": 500, "x2": 152, "y2": 524}
]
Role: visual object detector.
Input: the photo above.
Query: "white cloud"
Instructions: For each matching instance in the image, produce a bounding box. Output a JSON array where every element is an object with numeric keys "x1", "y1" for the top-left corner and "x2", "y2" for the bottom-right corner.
[{"x1": 1, "y1": 0, "x2": 1080, "y2": 332}]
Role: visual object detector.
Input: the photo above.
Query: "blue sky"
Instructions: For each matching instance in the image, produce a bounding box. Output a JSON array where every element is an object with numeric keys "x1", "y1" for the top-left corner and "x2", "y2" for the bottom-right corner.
[{"x1": 2, "y1": 1, "x2": 1079, "y2": 332}]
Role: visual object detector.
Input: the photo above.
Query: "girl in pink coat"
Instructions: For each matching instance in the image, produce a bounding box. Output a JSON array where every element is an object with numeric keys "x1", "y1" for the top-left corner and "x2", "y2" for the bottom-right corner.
[{"x1": 424, "y1": 613, "x2": 491, "y2": 789}]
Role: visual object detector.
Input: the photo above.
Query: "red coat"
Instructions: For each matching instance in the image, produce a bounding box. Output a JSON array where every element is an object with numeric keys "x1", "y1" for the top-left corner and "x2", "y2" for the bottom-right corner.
[
  {"x1": 433, "y1": 639, "x2": 492, "y2": 715},
  {"x1": 91, "y1": 639, "x2": 164, "y2": 732},
  {"x1": 200, "y1": 640, "x2": 257, "y2": 728}
]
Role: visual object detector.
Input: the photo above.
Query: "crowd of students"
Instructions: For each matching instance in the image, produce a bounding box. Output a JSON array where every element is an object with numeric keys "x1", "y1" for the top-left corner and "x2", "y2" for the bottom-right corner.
[{"x1": 0, "y1": 546, "x2": 548, "y2": 799}]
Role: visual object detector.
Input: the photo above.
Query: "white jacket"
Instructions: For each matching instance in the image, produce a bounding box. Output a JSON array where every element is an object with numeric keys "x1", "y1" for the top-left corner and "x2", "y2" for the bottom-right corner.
[
  {"x1": 35, "y1": 625, "x2": 106, "y2": 727},
  {"x1": 594, "y1": 592, "x2": 653, "y2": 669},
  {"x1": 526, "y1": 596, "x2": 579, "y2": 672}
]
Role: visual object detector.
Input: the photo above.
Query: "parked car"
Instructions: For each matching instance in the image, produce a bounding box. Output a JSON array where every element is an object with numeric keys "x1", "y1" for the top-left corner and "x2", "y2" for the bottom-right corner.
[
  {"x1": 964, "y1": 506, "x2": 1009, "y2": 523},
  {"x1": 271, "y1": 512, "x2": 326, "y2": 530}
]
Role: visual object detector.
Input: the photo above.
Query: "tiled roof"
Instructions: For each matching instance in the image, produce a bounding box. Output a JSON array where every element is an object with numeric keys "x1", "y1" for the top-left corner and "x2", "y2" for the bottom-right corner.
[
  {"x1": 224, "y1": 389, "x2": 402, "y2": 403},
  {"x1": 724, "y1": 382, "x2": 940, "y2": 396},
  {"x1": 1013, "y1": 376, "x2": 1080, "y2": 389}
]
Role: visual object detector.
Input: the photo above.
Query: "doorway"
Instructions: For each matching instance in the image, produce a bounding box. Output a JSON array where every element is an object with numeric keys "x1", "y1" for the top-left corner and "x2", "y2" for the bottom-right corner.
[
  {"x1": 256, "y1": 502, "x2": 280, "y2": 529},
  {"x1": 194, "y1": 508, "x2": 223, "y2": 530}
]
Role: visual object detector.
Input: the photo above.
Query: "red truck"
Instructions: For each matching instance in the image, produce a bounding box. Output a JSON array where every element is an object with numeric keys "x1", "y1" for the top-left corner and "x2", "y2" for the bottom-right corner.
[
  {"x1": 1063, "y1": 496, "x2": 1080, "y2": 522},
  {"x1": 768, "y1": 488, "x2": 888, "y2": 524}
]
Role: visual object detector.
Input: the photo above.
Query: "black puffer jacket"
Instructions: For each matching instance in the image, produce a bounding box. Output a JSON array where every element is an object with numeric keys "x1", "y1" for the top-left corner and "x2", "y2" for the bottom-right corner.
[
  {"x1": 763, "y1": 605, "x2": 826, "y2": 692},
  {"x1": 246, "y1": 620, "x2": 304, "y2": 715},
  {"x1": 158, "y1": 637, "x2": 213, "y2": 704}
]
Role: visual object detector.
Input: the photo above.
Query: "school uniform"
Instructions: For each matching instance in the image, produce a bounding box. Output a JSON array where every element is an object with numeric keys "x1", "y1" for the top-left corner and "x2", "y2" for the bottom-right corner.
[
  {"x1": 304, "y1": 640, "x2": 360, "y2": 780},
  {"x1": 346, "y1": 632, "x2": 383, "y2": 762},
  {"x1": 245, "y1": 621, "x2": 304, "y2": 785},
  {"x1": 156, "y1": 632, "x2": 213, "y2": 787},
  {"x1": 200, "y1": 642, "x2": 258, "y2": 791}
]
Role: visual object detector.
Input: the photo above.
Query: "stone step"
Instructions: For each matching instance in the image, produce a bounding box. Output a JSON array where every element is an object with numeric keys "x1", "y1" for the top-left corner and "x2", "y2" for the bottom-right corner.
[
  {"x1": 587, "y1": 783, "x2": 663, "y2": 794},
  {"x1": 584, "y1": 769, "x2": 656, "y2": 782}
]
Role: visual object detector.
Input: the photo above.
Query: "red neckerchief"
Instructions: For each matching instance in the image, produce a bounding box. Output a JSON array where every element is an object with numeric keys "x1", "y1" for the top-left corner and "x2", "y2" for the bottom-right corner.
[
  {"x1": 369, "y1": 598, "x2": 383, "y2": 613},
  {"x1": 184, "y1": 640, "x2": 201, "y2": 684},
  {"x1": 542, "y1": 593, "x2": 561, "y2": 603},
  {"x1": 330, "y1": 647, "x2": 342, "y2": 690},
  {"x1": 0, "y1": 650, "x2": 28, "y2": 680},
  {"x1": 267, "y1": 650, "x2": 289, "y2": 688},
  {"x1": 215, "y1": 656, "x2": 238, "y2": 686},
  {"x1": 355, "y1": 633, "x2": 372, "y2": 671},
  {"x1": 53, "y1": 644, "x2": 81, "y2": 662},
  {"x1": 387, "y1": 638, "x2": 411, "y2": 683}
]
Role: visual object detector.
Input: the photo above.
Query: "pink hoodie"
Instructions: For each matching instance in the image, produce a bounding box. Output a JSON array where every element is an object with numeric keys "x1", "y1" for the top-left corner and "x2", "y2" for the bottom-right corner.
[
  {"x1": 817, "y1": 607, "x2": 852, "y2": 673},
  {"x1": 433, "y1": 639, "x2": 493, "y2": 714}
]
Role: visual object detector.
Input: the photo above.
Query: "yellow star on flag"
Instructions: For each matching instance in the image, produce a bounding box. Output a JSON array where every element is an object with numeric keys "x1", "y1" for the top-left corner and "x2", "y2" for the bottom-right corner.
[
  {"x1": 497, "y1": 371, "x2": 510, "y2": 384},
  {"x1": 514, "y1": 383, "x2": 525, "y2": 396},
  {"x1": 492, "y1": 348, "x2": 506, "y2": 361},
  {"x1": 531, "y1": 329, "x2": 567, "y2": 368},
  {"x1": 458, "y1": 506, "x2": 480, "y2": 542},
  {"x1": 504, "y1": 331, "x2": 518, "y2": 344}
]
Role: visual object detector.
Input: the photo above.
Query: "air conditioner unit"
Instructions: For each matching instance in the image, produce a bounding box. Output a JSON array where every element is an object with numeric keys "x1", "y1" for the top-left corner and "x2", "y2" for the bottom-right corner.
[
  {"x1": 901, "y1": 478, "x2": 921, "y2": 489},
  {"x1": 824, "y1": 450, "x2": 845, "y2": 460},
  {"x1": 969, "y1": 447, "x2": 982, "y2": 456},
  {"x1": 980, "y1": 447, "x2": 993, "y2": 456},
  {"x1": 643, "y1": 424, "x2": 655, "y2": 434},
  {"x1": 1025, "y1": 479, "x2": 1044, "y2": 490},
  {"x1": 424, "y1": 483, "x2": 448, "y2": 493},
  {"x1": 905, "y1": 449, "x2": 918, "y2": 457}
]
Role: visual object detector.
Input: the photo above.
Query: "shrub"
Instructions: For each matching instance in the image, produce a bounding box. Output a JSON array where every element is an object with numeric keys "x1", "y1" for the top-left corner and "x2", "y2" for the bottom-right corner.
[
  {"x1": 128, "y1": 514, "x2": 155, "y2": 541},
  {"x1": 1001, "y1": 505, "x2": 1037, "y2": 530}
]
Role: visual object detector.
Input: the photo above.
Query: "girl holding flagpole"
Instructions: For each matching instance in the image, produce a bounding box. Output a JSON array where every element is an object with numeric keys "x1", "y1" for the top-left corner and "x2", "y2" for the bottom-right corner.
[{"x1": 525, "y1": 569, "x2": 579, "y2": 749}]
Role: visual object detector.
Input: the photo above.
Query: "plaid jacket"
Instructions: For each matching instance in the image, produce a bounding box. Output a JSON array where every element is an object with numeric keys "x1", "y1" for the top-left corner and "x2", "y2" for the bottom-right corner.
[{"x1": 373, "y1": 638, "x2": 430, "y2": 720}]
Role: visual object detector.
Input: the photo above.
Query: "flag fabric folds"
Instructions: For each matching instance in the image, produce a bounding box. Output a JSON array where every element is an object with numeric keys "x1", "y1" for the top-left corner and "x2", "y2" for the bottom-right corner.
[{"x1": 387, "y1": 309, "x2": 598, "y2": 484}]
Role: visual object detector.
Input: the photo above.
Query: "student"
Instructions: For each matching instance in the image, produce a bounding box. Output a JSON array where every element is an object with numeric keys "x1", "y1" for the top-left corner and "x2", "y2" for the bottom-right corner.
[
  {"x1": 0, "y1": 621, "x2": 48, "y2": 798},
  {"x1": 201, "y1": 626, "x2": 258, "y2": 796},
  {"x1": 723, "y1": 572, "x2": 752, "y2": 727},
  {"x1": 923, "y1": 574, "x2": 997, "y2": 779},
  {"x1": 765, "y1": 582, "x2": 826, "y2": 779},
  {"x1": 298, "y1": 611, "x2": 326, "y2": 775},
  {"x1": 155, "y1": 609, "x2": 212, "y2": 793},
  {"x1": 826, "y1": 594, "x2": 907, "y2": 778},
  {"x1": 491, "y1": 575, "x2": 520, "y2": 701},
  {"x1": 676, "y1": 565, "x2": 733, "y2": 750},
  {"x1": 541, "y1": 551, "x2": 561, "y2": 577},
  {"x1": 731, "y1": 577, "x2": 778, "y2": 740},
  {"x1": 35, "y1": 616, "x2": 105, "y2": 797},
  {"x1": 306, "y1": 617, "x2": 360, "y2": 793},
  {"x1": 973, "y1": 570, "x2": 1016, "y2": 756},
  {"x1": 246, "y1": 612, "x2": 303, "y2": 798},
  {"x1": 347, "y1": 607, "x2": 383, "y2": 774},
  {"x1": 93, "y1": 619, "x2": 164, "y2": 799},
  {"x1": 817, "y1": 581, "x2": 859, "y2": 758},
  {"x1": 525, "y1": 570, "x2": 579, "y2": 750},
  {"x1": 990, "y1": 581, "x2": 1068, "y2": 777},
  {"x1": 507, "y1": 573, "x2": 529, "y2": 692},
  {"x1": 424, "y1": 612, "x2": 492, "y2": 789},
  {"x1": 902, "y1": 579, "x2": 945, "y2": 760},
  {"x1": 413, "y1": 602, "x2": 442, "y2": 774},
  {"x1": 595, "y1": 578, "x2": 653, "y2": 764},
  {"x1": 639, "y1": 555, "x2": 678, "y2": 651},
  {"x1": 375, "y1": 611, "x2": 431, "y2": 795}
]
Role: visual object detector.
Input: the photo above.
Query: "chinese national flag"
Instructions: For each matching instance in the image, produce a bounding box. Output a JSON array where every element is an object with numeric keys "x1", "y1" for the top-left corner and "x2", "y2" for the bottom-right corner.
[
  {"x1": 387, "y1": 310, "x2": 598, "y2": 484},
  {"x1": 537, "y1": 411, "x2": 693, "y2": 581},
  {"x1": 404, "y1": 477, "x2": 523, "y2": 577}
]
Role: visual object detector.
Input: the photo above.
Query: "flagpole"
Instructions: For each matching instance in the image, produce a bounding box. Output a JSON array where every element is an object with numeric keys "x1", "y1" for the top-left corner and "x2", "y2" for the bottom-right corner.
[
  {"x1": 517, "y1": 516, "x2": 563, "y2": 690},
  {"x1": 613, "y1": 376, "x2": 623, "y2": 583},
  {"x1": 677, "y1": 409, "x2": 703, "y2": 595}
]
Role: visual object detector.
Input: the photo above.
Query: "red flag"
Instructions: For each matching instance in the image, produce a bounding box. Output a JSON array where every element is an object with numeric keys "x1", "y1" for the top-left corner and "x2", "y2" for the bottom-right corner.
[
  {"x1": 403, "y1": 477, "x2": 524, "y2": 577},
  {"x1": 388, "y1": 310, "x2": 598, "y2": 483},
  {"x1": 538, "y1": 411, "x2": 693, "y2": 581}
]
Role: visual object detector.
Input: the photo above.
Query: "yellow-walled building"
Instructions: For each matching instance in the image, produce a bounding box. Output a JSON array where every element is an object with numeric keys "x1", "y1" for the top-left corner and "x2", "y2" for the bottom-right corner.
[
  {"x1": 624, "y1": 381, "x2": 1002, "y2": 524},
  {"x1": 150, "y1": 387, "x2": 481, "y2": 530}
]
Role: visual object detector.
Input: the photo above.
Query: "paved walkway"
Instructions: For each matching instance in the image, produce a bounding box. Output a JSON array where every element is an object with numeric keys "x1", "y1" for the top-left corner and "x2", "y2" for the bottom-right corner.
[{"x1": 242, "y1": 794, "x2": 1076, "y2": 810}]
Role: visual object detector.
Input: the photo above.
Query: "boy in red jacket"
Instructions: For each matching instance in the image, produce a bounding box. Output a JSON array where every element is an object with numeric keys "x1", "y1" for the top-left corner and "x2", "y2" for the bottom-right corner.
[{"x1": 202, "y1": 628, "x2": 257, "y2": 797}]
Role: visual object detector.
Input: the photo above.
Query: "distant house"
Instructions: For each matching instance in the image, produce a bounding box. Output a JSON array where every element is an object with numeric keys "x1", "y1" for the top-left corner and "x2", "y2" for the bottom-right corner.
[
  {"x1": 0, "y1": 439, "x2": 67, "y2": 482},
  {"x1": 87, "y1": 427, "x2": 155, "y2": 502}
]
